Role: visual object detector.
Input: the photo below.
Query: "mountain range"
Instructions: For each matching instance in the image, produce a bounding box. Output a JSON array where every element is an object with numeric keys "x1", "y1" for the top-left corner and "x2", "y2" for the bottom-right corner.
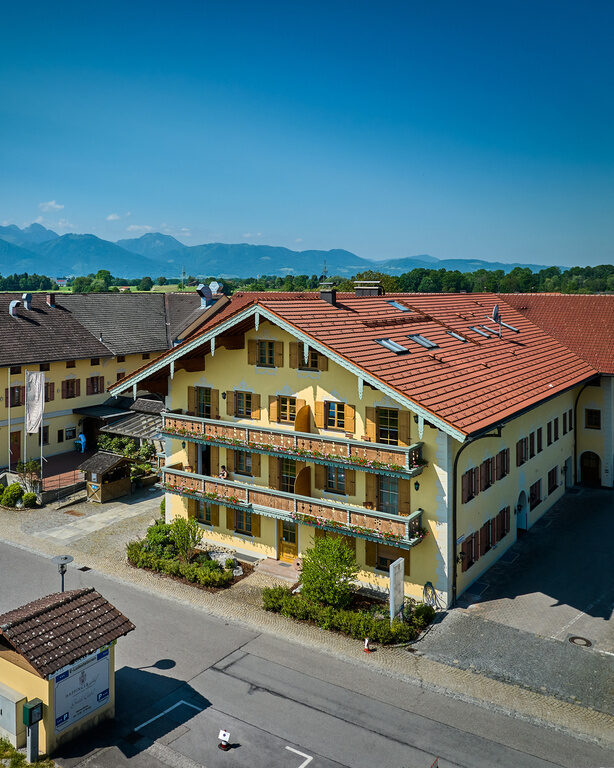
[{"x1": 0, "y1": 224, "x2": 552, "y2": 280}]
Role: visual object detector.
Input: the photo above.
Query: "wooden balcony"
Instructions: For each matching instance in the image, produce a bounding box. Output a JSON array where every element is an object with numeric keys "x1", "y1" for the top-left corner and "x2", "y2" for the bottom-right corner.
[
  {"x1": 161, "y1": 413, "x2": 425, "y2": 478},
  {"x1": 162, "y1": 465, "x2": 426, "y2": 548}
]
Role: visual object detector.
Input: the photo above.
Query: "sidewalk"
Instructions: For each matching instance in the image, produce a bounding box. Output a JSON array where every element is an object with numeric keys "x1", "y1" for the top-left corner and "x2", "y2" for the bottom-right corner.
[{"x1": 1, "y1": 495, "x2": 613, "y2": 751}]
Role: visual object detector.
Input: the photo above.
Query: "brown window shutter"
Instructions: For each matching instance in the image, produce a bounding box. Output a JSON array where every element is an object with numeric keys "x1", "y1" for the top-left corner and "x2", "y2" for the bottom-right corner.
[
  {"x1": 480, "y1": 462, "x2": 487, "y2": 491},
  {"x1": 364, "y1": 472, "x2": 378, "y2": 508},
  {"x1": 268, "y1": 395, "x2": 279, "y2": 422},
  {"x1": 314, "y1": 400, "x2": 325, "y2": 429},
  {"x1": 187, "y1": 441, "x2": 197, "y2": 470},
  {"x1": 247, "y1": 340, "x2": 258, "y2": 365},
  {"x1": 48, "y1": 382, "x2": 55, "y2": 402},
  {"x1": 226, "y1": 450, "x2": 235, "y2": 473},
  {"x1": 344, "y1": 469, "x2": 356, "y2": 496},
  {"x1": 251, "y1": 393, "x2": 260, "y2": 419},
  {"x1": 398, "y1": 411, "x2": 411, "y2": 447},
  {"x1": 314, "y1": 463, "x2": 326, "y2": 489},
  {"x1": 365, "y1": 540, "x2": 377, "y2": 567},
  {"x1": 490, "y1": 518, "x2": 497, "y2": 547},
  {"x1": 210, "y1": 446, "x2": 219, "y2": 475},
  {"x1": 516, "y1": 441, "x2": 521, "y2": 466},
  {"x1": 61, "y1": 381, "x2": 67, "y2": 399},
  {"x1": 86, "y1": 378, "x2": 91, "y2": 396},
  {"x1": 289, "y1": 342, "x2": 299, "y2": 368},
  {"x1": 251, "y1": 513, "x2": 261, "y2": 538},
  {"x1": 489, "y1": 458, "x2": 496, "y2": 484},
  {"x1": 505, "y1": 506, "x2": 510, "y2": 535},
  {"x1": 472, "y1": 467, "x2": 480, "y2": 497},
  {"x1": 461, "y1": 539, "x2": 470, "y2": 572},
  {"x1": 398, "y1": 478, "x2": 410, "y2": 516},
  {"x1": 472, "y1": 532, "x2": 480, "y2": 562},
  {"x1": 226, "y1": 391, "x2": 235, "y2": 416},
  {"x1": 317, "y1": 353, "x2": 328, "y2": 371},
  {"x1": 495, "y1": 452, "x2": 502, "y2": 480},
  {"x1": 496, "y1": 511, "x2": 502, "y2": 541},
  {"x1": 75, "y1": 379, "x2": 80, "y2": 397},
  {"x1": 210, "y1": 504, "x2": 219, "y2": 526},
  {"x1": 187, "y1": 498, "x2": 196, "y2": 518},
  {"x1": 344, "y1": 404, "x2": 355, "y2": 433},
  {"x1": 226, "y1": 507, "x2": 235, "y2": 531},
  {"x1": 4, "y1": 388, "x2": 8, "y2": 408},
  {"x1": 295, "y1": 399, "x2": 306, "y2": 420},
  {"x1": 480, "y1": 524, "x2": 487, "y2": 556},
  {"x1": 274, "y1": 341, "x2": 284, "y2": 368},
  {"x1": 268, "y1": 456, "x2": 280, "y2": 489},
  {"x1": 210, "y1": 389, "x2": 219, "y2": 419},
  {"x1": 505, "y1": 448, "x2": 510, "y2": 474},
  {"x1": 461, "y1": 471, "x2": 469, "y2": 503},
  {"x1": 187, "y1": 386, "x2": 196, "y2": 415},
  {"x1": 364, "y1": 407, "x2": 377, "y2": 441},
  {"x1": 251, "y1": 452, "x2": 261, "y2": 476}
]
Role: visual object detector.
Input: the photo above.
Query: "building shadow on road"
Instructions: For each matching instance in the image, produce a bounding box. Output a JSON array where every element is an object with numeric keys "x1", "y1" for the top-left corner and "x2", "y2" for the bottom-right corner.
[{"x1": 52, "y1": 663, "x2": 210, "y2": 763}]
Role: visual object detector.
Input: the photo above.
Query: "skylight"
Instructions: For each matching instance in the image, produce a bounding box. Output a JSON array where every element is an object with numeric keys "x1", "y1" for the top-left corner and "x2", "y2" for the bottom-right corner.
[
  {"x1": 408, "y1": 334, "x2": 438, "y2": 350},
  {"x1": 469, "y1": 326, "x2": 491, "y2": 338},
  {"x1": 387, "y1": 300, "x2": 410, "y2": 312},
  {"x1": 376, "y1": 338, "x2": 408, "y2": 354},
  {"x1": 446, "y1": 331, "x2": 467, "y2": 342}
]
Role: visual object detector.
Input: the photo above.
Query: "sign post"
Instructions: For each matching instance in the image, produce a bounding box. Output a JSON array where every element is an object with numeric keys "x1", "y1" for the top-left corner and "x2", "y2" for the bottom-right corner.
[
  {"x1": 389, "y1": 557, "x2": 405, "y2": 624},
  {"x1": 23, "y1": 698, "x2": 43, "y2": 763}
]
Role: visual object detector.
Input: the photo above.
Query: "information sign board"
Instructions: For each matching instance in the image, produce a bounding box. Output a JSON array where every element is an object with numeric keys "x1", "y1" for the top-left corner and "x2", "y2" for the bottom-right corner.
[
  {"x1": 389, "y1": 557, "x2": 405, "y2": 623},
  {"x1": 54, "y1": 647, "x2": 111, "y2": 732}
]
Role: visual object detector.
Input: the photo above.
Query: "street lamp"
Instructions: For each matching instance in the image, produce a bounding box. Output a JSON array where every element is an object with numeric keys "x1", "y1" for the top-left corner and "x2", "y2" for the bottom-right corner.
[{"x1": 51, "y1": 555, "x2": 74, "y2": 592}]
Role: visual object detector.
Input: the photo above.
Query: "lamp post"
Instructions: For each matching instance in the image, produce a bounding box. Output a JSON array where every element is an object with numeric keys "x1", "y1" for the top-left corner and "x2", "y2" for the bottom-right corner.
[{"x1": 51, "y1": 555, "x2": 74, "y2": 592}]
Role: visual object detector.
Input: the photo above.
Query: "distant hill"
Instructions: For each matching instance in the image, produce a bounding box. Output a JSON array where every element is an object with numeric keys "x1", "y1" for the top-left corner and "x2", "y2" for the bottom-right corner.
[
  {"x1": 0, "y1": 223, "x2": 554, "y2": 279},
  {"x1": 117, "y1": 232, "x2": 187, "y2": 258}
]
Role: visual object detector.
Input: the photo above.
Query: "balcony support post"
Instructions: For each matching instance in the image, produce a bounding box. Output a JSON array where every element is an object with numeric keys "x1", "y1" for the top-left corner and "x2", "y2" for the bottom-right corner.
[
  {"x1": 211, "y1": 336, "x2": 215, "y2": 356},
  {"x1": 170, "y1": 360, "x2": 174, "y2": 379},
  {"x1": 358, "y1": 377, "x2": 364, "y2": 400}
]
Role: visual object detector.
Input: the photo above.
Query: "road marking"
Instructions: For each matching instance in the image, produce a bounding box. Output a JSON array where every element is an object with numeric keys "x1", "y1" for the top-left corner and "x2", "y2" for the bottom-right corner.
[
  {"x1": 135, "y1": 700, "x2": 202, "y2": 731},
  {"x1": 286, "y1": 745, "x2": 313, "y2": 767}
]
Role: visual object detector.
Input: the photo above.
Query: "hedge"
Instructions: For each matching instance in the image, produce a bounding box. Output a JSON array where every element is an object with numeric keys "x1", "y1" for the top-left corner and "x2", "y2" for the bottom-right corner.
[
  {"x1": 126, "y1": 540, "x2": 234, "y2": 588},
  {"x1": 1, "y1": 483, "x2": 23, "y2": 507},
  {"x1": 262, "y1": 586, "x2": 436, "y2": 644}
]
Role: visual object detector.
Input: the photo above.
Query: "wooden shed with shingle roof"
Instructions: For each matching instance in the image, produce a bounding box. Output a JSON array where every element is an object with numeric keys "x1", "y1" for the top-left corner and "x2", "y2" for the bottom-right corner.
[{"x1": 0, "y1": 588, "x2": 134, "y2": 755}]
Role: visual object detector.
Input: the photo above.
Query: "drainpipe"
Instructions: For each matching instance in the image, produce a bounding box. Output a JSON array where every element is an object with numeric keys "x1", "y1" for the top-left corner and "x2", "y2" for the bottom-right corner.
[
  {"x1": 573, "y1": 381, "x2": 592, "y2": 484},
  {"x1": 451, "y1": 425, "x2": 502, "y2": 607}
]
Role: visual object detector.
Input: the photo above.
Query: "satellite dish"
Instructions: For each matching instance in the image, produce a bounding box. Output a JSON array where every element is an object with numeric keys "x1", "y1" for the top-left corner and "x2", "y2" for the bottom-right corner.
[
  {"x1": 209, "y1": 281, "x2": 221, "y2": 294},
  {"x1": 492, "y1": 304, "x2": 500, "y2": 323}
]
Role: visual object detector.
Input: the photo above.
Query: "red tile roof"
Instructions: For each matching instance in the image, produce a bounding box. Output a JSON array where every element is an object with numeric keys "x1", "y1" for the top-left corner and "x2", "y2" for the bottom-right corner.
[
  {"x1": 0, "y1": 588, "x2": 135, "y2": 678},
  {"x1": 499, "y1": 294, "x2": 614, "y2": 374},
  {"x1": 111, "y1": 292, "x2": 598, "y2": 437}
]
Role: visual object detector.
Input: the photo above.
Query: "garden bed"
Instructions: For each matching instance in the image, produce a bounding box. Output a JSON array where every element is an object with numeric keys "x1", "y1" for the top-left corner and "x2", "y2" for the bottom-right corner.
[
  {"x1": 127, "y1": 551, "x2": 254, "y2": 592},
  {"x1": 0, "y1": 737, "x2": 56, "y2": 767}
]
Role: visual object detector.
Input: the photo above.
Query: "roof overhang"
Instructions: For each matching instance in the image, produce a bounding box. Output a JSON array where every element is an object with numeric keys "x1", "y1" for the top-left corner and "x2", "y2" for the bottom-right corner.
[{"x1": 108, "y1": 303, "x2": 467, "y2": 442}]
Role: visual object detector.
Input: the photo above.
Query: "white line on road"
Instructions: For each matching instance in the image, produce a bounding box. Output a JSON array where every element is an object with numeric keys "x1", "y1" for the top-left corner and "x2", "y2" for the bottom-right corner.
[
  {"x1": 286, "y1": 745, "x2": 314, "y2": 767},
  {"x1": 134, "y1": 699, "x2": 202, "y2": 731}
]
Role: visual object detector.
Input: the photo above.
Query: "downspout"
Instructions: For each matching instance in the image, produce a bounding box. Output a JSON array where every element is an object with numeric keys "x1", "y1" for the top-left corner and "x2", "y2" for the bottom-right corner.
[
  {"x1": 573, "y1": 381, "x2": 592, "y2": 484},
  {"x1": 451, "y1": 425, "x2": 502, "y2": 606}
]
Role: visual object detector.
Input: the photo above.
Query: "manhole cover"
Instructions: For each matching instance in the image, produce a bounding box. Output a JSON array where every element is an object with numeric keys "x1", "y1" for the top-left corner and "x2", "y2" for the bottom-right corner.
[{"x1": 569, "y1": 635, "x2": 592, "y2": 647}]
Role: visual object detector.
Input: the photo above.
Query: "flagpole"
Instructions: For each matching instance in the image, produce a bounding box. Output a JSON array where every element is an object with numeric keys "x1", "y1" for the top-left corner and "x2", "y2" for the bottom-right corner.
[
  {"x1": 40, "y1": 374, "x2": 44, "y2": 483},
  {"x1": 23, "y1": 369, "x2": 27, "y2": 466},
  {"x1": 7, "y1": 367, "x2": 11, "y2": 471}
]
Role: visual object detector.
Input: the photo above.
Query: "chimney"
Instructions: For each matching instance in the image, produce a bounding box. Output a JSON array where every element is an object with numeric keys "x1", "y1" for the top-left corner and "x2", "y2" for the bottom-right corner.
[
  {"x1": 9, "y1": 300, "x2": 21, "y2": 317},
  {"x1": 46, "y1": 292, "x2": 56, "y2": 308},
  {"x1": 21, "y1": 292, "x2": 33, "y2": 310},
  {"x1": 196, "y1": 283, "x2": 215, "y2": 308},
  {"x1": 319, "y1": 283, "x2": 337, "y2": 306},
  {"x1": 354, "y1": 281, "x2": 384, "y2": 298}
]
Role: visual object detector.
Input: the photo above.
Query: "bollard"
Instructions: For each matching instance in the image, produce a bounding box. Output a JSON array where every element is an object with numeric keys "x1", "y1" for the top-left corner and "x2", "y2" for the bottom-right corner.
[{"x1": 364, "y1": 637, "x2": 371, "y2": 653}]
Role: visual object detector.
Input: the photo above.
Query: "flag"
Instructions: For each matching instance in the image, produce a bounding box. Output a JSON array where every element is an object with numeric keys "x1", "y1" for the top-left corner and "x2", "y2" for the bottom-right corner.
[{"x1": 25, "y1": 371, "x2": 45, "y2": 433}]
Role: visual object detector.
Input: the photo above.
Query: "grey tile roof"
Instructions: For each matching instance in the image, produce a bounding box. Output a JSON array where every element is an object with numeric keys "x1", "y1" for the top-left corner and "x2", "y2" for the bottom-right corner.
[
  {"x1": 164, "y1": 293, "x2": 202, "y2": 343},
  {"x1": 78, "y1": 451, "x2": 129, "y2": 473},
  {"x1": 100, "y1": 410, "x2": 162, "y2": 440}
]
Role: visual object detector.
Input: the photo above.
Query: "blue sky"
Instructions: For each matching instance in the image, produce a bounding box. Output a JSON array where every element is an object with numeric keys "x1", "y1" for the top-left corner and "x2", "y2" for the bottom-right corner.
[{"x1": 1, "y1": 1, "x2": 612, "y2": 266}]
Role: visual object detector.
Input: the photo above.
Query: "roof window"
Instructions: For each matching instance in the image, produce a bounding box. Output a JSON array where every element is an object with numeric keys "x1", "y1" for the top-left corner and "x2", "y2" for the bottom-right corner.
[
  {"x1": 469, "y1": 326, "x2": 491, "y2": 338},
  {"x1": 376, "y1": 338, "x2": 408, "y2": 354},
  {"x1": 387, "y1": 300, "x2": 410, "y2": 312},
  {"x1": 446, "y1": 331, "x2": 467, "y2": 342},
  {"x1": 408, "y1": 334, "x2": 438, "y2": 350}
]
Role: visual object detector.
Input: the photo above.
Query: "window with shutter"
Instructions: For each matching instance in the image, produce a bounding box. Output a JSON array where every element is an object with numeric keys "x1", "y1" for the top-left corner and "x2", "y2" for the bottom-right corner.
[
  {"x1": 554, "y1": 418, "x2": 559, "y2": 441},
  {"x1": 364, "y1": 407, "x2": 377, "y2": 441},
  {"x1": 529, "y1": 432, "x2": 535, "y2": 458},
  {"x1": 274, "y1": 342, "x2": 284, "y2": 368},
  {"x1": 537, "y1": 428, "x2": 543, "y2": 452},
  {"x1": 251, "y1": 393, "x2": 261, "y2": 420}
]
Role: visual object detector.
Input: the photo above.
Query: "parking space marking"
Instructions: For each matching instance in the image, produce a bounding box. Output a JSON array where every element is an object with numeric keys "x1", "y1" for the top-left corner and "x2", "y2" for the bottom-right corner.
[
  {"x1": 286, "y1": 745, "x2": 313, "y2": 767},
  {"x1": 135, "y1": 700, "x2": 202, "y2": 731}
]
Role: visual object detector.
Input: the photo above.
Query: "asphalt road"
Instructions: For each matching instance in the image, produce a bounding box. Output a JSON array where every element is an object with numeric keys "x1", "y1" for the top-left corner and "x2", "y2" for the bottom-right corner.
[{"x1": 1, "y1": 541, "x2": 612, "y2": 768}]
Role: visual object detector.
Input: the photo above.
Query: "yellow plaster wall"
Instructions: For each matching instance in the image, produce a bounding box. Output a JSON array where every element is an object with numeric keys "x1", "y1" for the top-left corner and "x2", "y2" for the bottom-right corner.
[{"x1": 576, "y1": 383, "x2": 606, "y2": 465}]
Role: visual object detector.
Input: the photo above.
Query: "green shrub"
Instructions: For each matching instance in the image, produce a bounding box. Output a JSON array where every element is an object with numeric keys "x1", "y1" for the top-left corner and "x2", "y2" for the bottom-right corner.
[
  {"x1": 21, "y1": 492, "x2": 38, "y2": 508},
  {"x1": 300, "y1": 535, "x2": 359, "y2": 608},
  {"x1": 1, "y1": 483, "x2": 23, "y2": 507},
  {"x1": 126, "y1": 540, "x2": 144, "y2": 564},
  {"x1": 225, "y1": 557, "x2": 236, "y2": 570},
  {"x1": 413, "y1": 603, "x2": 436, "y2": 628},
  {"x1": 262, "y1": 585, "x2": 293, "y2": 612},
  {"x1": 144, "y1": 521, "x2": 175, "y2": 558},
  {"x1": 169, "y1": 517, "x2": 203, "y2": 563},
  {"x1": 160, "y1": 497, "x2": 165, "y2": 515}
]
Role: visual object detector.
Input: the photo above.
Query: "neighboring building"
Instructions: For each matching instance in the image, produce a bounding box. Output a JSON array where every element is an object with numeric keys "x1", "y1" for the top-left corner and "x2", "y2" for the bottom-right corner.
[
  {"x1": 0, "y1": 588, "x2": 134, "y2": 755},
  {"x1": 0, "y1": 291, "x2": 221, "y2": 470},
  {"x1": 55, "y1": 278, "x2": 68, "y2": 287},
  {"x1": 109, "y1": 288, "x2": 600, "y2": 605},
  {"x1": 501, "y1": 294, "x2": 614, "y2": 489}
]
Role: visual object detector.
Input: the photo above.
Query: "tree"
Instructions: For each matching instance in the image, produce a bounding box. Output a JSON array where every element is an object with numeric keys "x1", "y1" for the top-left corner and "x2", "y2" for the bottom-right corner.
[
  {"x1": 138, "y1": 276, "x2": 153, "y2": 291},
  {"x1": 169, "y1": 517, "x2": 203, "y2": 563},
  {"x1": 72, "y1": 276, "x2": 92, "y2": 293},
  {"x1": 156, "y1": 276, "x2": 167, "y2": 286},
  {"x1": 15, "y1": 459, "x2": 41, "y2": 492},
  {"x1": 95, "y1": 269, "x2": 113, "y2": 288},
  {"x1": 300, "y1": 535, "x2": 359, "y2": 608}
]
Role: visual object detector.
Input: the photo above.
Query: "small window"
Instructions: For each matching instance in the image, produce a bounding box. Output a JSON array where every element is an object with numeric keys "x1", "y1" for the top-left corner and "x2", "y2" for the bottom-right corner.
[
  {"x1": 446, "y1": 331, "x2": 467, "y2": 342},
  {"x1": 562, "y1": 412, "x2": 567, "y2": 434},
  {"x1": 529, "y1": 479, "x2": 541, "y2": 510},
  {"x1": 326, "y1": 402, "x2": 345, "y2": 430},
  {"x1": 548, "y1": 467, "x2": 558, "y2": 495},
  {"x1": 65, "y1": 427, "x2": 77, "y2": 440},
  {"x1": 117, "y1": 355, "x2": 126, "y2": 363},
  {"x1": 376, "y1": 338, "x2": 408, "y2": 354},
  {"x1": 57, "y1": 429, "x2": 64, "y2": 443},
  {"x1": 377, "y1": 408, "x2": 399, "y2": 445},
  {"x1": 387, "y1": 300, "x2": 410, "y2": 312},
  {"x1": 8, "y1": 386, "x2": 24, "y2": 407},
  {"x1": 280, "y1": 459, "x2": 296, "y2": 493},
  {"x1": 469, "y1": 326, "x2": 490, "y2": 338},
  {"x1": 376, "y1": 543, "x2": 402, "y2": 571},
  {"x1": 585, "y1": 409, "x2": 601, "y2": 430},
  {"x1": 537, "y1": 427, "x2": 543, "y2": 452},
  {"x1": 529, "y1": 432, "x2": 535, "y2": 458},
  {"x1": 378, "y1": 476, "x2": 399, "y2": 515},
  {"x1": 258, "y1": 341, "x2": 275, "y2": 367},
  {"x1": 408, "y1": 334, "x2": 438, "y2": 350},
  {"x1": 142, "y1": 353, "x2": 150, "y2": 360},
  {"x1": 279, "y1": 396, "x2": 296, "y2": 423},
  {"x1": 568, "y1": 409, "x2": 573, "y2": 430},
  {"x1": 38, "y1": 426, "x2": 49, "y2": 446},
  {"x1": 196, "y1": 501, "x2": 213, "y2": 525},
  {"x1": 235, "y1": 391, "x2": 252, "y2": 418},
  {"x1": 235, "y1": 508, "x2": 252, "y2": 535},
  {"x1": 547, "y1": 422, "x2": 552, "y2": 446},
  {"x1": 326, "y1": 466, "x2": 346, "y2": 494},
  {"x1": 9, "y1": 366, "x2": 21, "y2": 375},
  {"x1": 116, "y1": 371, "x2": 125, "y2": 382},
  {"x1": 196, "y1": 387, "x2": 211, "y2": 418},
  {"x1": 66, "y1": 360, "x2": 76, "y2": 368},
  {"x1": 39, "y1": 363, "x2": 50, "y2": 372},
  {"x1": 91, "y1": 358, "x2": 100, "y2": 366},
  {"x1": 553, "y1": 418, "x2": 559, "y2": 441},
  {"x1": 63, "y1": 380, "x2": 79, "y2": 399},
  {"x1": 298, "y1": 343, "x2": 319, "y2": 370},
  {"x1": 234, "y1": 450, "x2": 252, "y2": 476}
]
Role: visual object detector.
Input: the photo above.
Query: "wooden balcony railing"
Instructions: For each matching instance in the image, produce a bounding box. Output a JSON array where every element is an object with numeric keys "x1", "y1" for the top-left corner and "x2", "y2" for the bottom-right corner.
[
  {"x1": 161, "y1": 413, "x2": 425, "y2": 478},
  {"x1": 162, "y1": 465, "x2": 426, "y2": 548}
]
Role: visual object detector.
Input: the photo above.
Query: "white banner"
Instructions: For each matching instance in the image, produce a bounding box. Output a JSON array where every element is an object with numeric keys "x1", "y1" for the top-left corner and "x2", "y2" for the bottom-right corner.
[{"x1": 25, "y1": 371, "x2": 45, "y2": 433}]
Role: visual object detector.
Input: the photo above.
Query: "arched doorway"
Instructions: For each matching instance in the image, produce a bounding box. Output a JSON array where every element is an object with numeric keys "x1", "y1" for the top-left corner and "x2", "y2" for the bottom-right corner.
[
  {"x1": 580, "y1": 451, "x2": 601, "y2": 487},
  {"x1": 516, "y1": 490, "x2": 528, "y2": 531}
]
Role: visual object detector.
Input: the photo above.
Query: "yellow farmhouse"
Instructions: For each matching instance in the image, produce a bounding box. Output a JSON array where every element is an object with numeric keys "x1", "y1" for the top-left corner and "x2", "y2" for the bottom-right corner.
[{"x1": 110, "y1": 287, "x2": 605, "y2": 606}]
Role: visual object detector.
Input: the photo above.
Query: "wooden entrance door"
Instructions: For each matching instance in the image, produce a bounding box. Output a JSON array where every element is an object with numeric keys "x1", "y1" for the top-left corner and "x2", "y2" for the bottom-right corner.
[
  {"x1": 580, "y1": 451, "x2": 601, "y2": 487},
  {"x1": 9, "y1": 431, "x2": 21, "y2": 469},
  {"x1": 278, "y1": 520, "x2": 298, "y2": 562}
]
